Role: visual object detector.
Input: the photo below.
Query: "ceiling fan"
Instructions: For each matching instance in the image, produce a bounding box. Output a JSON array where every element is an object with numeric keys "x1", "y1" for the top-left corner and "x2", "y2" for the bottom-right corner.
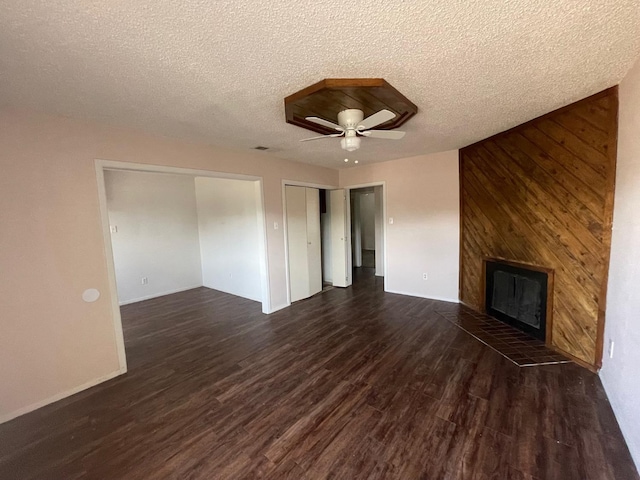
[{"x1": 300, "y1": 109, "x2": 406, "y2": 152}]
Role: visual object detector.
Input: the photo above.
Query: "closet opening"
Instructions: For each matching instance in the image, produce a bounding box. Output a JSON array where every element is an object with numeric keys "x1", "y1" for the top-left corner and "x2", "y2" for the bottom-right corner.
[{"x1": 284, "y1": 184, "x2": 349, "y2": 304}]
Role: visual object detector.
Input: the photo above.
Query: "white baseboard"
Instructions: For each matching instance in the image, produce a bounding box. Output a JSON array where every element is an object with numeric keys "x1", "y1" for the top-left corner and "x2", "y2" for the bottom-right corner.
[
  {"x1": 201, "y1": 284, "x2": 262, "y2": 303},
  {"x1": 0, "y1": 367, "x2": 126, "y2": 425},
  {"x1": 118, "y1": 285, "x2": 203, "y2": 305},
  {"x1": 384, "y1": 288, "x2": 460, "y2": 304},
  {"x1": 264, "y1": 302, "x2": 290, "y2": 314}
]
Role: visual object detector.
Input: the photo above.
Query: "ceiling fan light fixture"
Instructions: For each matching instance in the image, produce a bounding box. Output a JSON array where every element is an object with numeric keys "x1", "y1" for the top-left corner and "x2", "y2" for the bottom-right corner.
[
  {"x1": 341, "y1": 136, "x2": 361, "y2": 152},
  {"x1": 286, "y1": 79, "x2": 417, "y2": 156}
]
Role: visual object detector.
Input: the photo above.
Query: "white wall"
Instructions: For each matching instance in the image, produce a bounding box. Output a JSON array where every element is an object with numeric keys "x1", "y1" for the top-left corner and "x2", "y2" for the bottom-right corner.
[
  {"x1": 195, "y1": 177, "x2": 262, "y2": 302},
  {"x1": 340, "y1": 151, "x2": 460, "y2": 302},
  {"x1": 105, "y1": 170, "x2": 202, "y2": 304},
  {"x1": 360, "y1": 192, "x2": 376, "y2": 250},
  {"x1": 600, "y1": 59, "x2": 640, "y2": 470}
]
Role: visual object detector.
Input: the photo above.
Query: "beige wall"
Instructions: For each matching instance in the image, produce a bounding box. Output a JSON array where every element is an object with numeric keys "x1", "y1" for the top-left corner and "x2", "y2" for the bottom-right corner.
[
  {"x1": 340, "y1": 151, "x2": 460, "y2": 302},
  {"x1": 0, "y1": 108, "x2": 337, "y2": 422},
  {"x1": 601, "y1": 58, "x2": 640, "y2": 469}
]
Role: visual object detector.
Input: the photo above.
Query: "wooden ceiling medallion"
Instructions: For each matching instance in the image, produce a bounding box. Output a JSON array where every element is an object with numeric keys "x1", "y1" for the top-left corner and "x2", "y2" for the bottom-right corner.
[{"x1": 284, "y1": 78, "x2": 418, "y2": 135}]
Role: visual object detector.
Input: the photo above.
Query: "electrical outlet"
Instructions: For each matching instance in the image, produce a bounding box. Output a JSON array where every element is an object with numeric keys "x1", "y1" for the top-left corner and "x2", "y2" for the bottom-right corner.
[
  {"x1": 422, "y1": 273, "x2": 428, "y2": 280},
  {"x1": 608, "y1": 340, "x2": 615, "y2": 359},
  {"x1": 141, "y1": 277, "x2": 148, "y2": 285}
]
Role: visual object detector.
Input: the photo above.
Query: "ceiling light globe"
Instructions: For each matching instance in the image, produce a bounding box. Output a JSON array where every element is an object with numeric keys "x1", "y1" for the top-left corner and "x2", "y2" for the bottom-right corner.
[{"x1": 341, "y1": 136, "x2": 361, "y2": 152}]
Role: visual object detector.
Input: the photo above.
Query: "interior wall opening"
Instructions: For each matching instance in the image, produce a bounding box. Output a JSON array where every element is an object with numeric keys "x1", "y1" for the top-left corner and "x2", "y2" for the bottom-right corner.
[
  {"x1": 97, "y1": 162, "x2": 270, "y2": 370},
  {"x1": 105, "y1": 169, "x2": 265, "y2": 303}
]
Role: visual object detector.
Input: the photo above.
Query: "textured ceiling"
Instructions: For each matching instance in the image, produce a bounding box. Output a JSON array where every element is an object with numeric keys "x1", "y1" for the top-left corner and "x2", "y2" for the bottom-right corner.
[{"x1": 1, "y1": 1, "x2": 639, "y2": 168}]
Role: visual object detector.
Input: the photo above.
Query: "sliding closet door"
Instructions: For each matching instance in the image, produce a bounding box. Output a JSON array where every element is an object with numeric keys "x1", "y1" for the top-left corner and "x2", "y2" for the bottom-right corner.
[
  {"x1": 286, "y1": 186, "x2": 310, "y2": 302},
  {"x1": 286, "y1": 185, "x2": 322, "y2": 303}
]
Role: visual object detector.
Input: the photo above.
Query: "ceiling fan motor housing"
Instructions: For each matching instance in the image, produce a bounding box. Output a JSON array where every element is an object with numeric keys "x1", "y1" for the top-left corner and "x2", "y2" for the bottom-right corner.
[
  {"x1": 293, "y1": 86, "x2": 410, "y2": 152},
  {"x1": 337, "y1": 109, "x2": 365, "y2": 129}
]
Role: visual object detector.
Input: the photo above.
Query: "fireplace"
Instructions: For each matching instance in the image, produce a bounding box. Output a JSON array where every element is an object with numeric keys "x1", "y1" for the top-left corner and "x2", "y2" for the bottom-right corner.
[{"x1": 484, "y1": 259, "x2": 552, "y2": 342}]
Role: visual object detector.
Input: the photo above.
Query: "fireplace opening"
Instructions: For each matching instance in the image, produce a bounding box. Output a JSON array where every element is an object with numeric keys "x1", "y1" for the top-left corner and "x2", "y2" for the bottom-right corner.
[{"x1": 485, "y1": 260, "x2": 549, "y2": 341}]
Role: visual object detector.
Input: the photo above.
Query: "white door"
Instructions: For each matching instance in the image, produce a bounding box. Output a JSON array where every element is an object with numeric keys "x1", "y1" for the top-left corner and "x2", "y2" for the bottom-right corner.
[
  {"x1": 286, "y1": 186, "x2": 310, "y2": 302},
  {"x1": 306, "y1": 188, "x2": 322, "y2": 297},
  {"x1": 351, "y1": 193, "x2": 362, "y2": 267},
  {"x1": 286, "y1": 186, "x2": 322, "y2": 302},
  {"x1": 330, "y1": 189, "x2": 351, "y2": 287}
]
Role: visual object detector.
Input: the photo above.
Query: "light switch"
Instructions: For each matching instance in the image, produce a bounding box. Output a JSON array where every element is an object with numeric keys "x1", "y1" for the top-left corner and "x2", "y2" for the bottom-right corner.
[
  {"x1": 274, "y1": 222, "x2": 279, "y2": 230},
  {"x1": 110, "y1": 225, "x2": 118, "y2": 233},
  {"x1": 389, "y1": 217, "x2": 394, "y2": 225}
]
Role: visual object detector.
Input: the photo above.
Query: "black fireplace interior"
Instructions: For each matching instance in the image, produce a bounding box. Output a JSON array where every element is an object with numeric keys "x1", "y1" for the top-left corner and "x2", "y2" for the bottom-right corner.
[{"x1": 485, "y1": 260, "x2": 548, "y2": 341}]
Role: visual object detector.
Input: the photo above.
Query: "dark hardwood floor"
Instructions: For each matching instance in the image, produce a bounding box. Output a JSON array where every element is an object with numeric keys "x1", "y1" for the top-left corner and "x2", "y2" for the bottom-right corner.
[{"x1": 0, "y1": 269, "x2": 637, "y2": 479}]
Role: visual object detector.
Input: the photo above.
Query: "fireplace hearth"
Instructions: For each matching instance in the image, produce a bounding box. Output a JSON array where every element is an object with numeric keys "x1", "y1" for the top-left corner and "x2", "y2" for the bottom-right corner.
[{"x1": 485, "y1": 259, "x2": 551, "y2": 342}]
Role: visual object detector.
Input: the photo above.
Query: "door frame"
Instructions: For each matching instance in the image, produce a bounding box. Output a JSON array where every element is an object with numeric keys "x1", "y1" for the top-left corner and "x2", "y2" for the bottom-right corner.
[
  {"x1": 281, "y1": 180, "x2": 339, "y2": 306},
  {"x1": 341, "y1": 181, "x2": 388, "y2": 292},
  {"x1": 96, "y1": 159, "x2": 271, "y2": 373},
  {"x1": 282, "y1": 179, "x2": 388, "y2": 303}
]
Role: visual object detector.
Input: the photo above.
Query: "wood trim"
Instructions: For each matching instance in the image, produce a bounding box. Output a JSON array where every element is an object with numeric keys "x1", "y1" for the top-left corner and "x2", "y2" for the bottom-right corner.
[
  {"x1": 479, "y1": 256, "x2": 487, "y2": 312},
  {"x1": 594, "y1": 86, "x2": 619, "y2": 369},
  {"x1": 546, "y1": 268, "x2": 555, "y2": 347},
  {"x1": 549, "y1": 345, "x2": 599, "y2": 373},
  {"x1": 461, "y1": 86, "x2": 618, "y2": 152},
  {"x1": 283, "y1": 78, "x2": 329, "y2": 104},
  {"x1": 484, "y1": 257, "x2": 555, "y2": 275}
]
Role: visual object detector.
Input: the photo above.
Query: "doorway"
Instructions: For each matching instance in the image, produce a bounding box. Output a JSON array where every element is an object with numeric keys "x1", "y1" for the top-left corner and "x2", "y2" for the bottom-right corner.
[
  {"x1": 284, "y1": 183, "x2": 350, "y2": 304},
  {"x1": 350, "y1": 185, "x2": 384, "y2": 282}
]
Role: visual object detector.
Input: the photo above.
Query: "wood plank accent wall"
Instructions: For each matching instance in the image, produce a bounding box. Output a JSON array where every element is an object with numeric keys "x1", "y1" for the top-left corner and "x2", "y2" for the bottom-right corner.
[{"x1": 459, "y1": 87, "x2": 618, "y2": 368}]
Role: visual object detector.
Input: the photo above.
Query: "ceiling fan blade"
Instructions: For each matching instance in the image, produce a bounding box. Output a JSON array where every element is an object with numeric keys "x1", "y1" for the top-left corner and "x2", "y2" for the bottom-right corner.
[
  {"x1": 360, "y1": 130, "x2": 406, "y2": 140},
  {"x1": 357, "y1": 109, "x2": 396, "y2": 130},
  {"x1": 305, "y1": 117, "x2": 344, "y2": 131},
  {"x1": 299, "y1": 133, "x2": 343, "y2": 142}
]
